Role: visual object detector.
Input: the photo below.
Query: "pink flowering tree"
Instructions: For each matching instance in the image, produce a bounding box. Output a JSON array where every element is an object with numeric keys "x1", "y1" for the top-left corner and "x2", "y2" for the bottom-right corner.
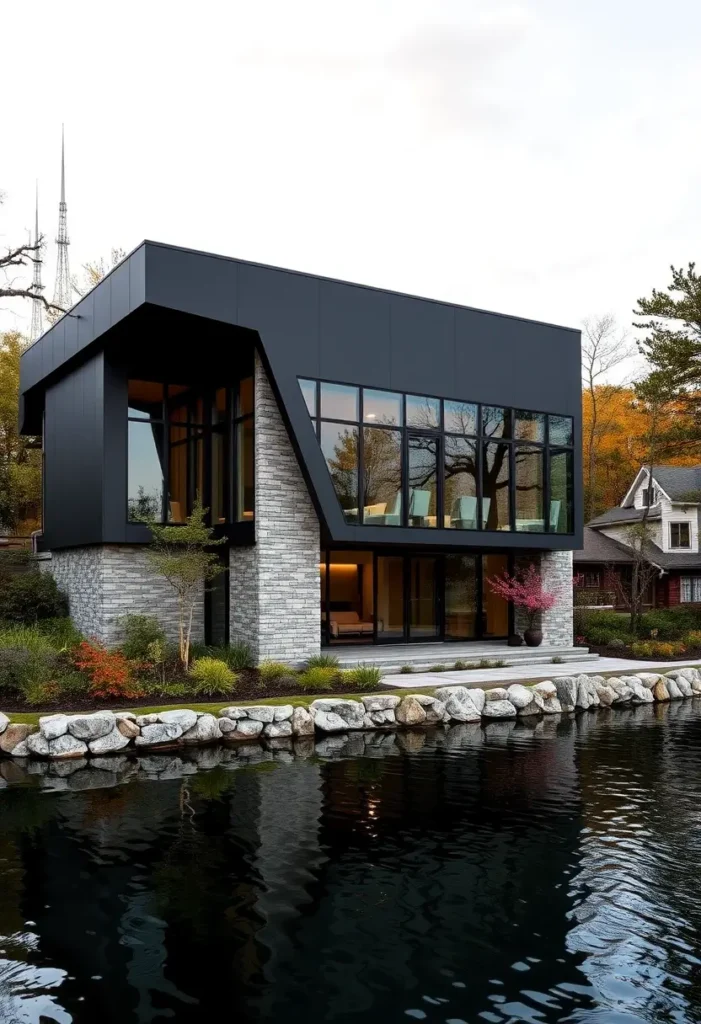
[{"x1": 486, "y1": 563, "x2": 555, "y2": 630}]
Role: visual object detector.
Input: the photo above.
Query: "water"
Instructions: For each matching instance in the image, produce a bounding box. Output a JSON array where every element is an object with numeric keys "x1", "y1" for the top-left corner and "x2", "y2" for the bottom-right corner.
[{"x1": 2, "y1": 703, "x2": 701, "y2": 1024}]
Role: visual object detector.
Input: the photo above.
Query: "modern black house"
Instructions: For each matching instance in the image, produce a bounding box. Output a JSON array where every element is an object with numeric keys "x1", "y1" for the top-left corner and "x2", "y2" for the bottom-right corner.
[{"x1": 19, "y1": 242, "x2": 581, "y2": 663}]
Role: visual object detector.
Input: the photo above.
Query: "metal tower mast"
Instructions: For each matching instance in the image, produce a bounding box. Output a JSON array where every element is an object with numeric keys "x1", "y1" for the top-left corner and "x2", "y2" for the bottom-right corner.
[
  {"x1": 52, "y1": 125, "x2": 71, "y2": 310},
  {"x1": 29, "y1": 183, "x2": 44, "y2": 341}
]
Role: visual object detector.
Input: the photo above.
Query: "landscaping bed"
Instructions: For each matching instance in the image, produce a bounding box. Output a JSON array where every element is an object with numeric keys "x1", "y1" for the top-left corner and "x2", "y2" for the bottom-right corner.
[{"x1": 575, "y1": 607, "x2": 701, "y2": 661}]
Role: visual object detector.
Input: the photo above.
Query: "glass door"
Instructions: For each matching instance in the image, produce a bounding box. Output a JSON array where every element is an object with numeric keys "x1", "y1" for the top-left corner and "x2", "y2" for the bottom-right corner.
[
  {"x1": 376, "y1": 556, "x2": 405, "y2": 641},
  {"x1": 444, "y1": 554, "x2": 478, "y2": 639},
  {"x1": 408, "y1": 556, "x2": 439, "y2": 639},
  {"x1": 482, "y1": 553, "x2": 510, "y2": 638}
]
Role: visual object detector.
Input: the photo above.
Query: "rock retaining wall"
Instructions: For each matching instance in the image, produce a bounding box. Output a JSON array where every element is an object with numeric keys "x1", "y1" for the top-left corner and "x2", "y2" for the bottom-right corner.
[{"x1": 2, "y1": 667, "x2": 701, "y2": 761}]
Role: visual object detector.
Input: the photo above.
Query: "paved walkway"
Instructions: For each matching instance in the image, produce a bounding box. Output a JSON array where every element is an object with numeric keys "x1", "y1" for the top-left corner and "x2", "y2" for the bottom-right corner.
[{"x1": 382, "y1": 657, "x2": 701, "y2": 689}]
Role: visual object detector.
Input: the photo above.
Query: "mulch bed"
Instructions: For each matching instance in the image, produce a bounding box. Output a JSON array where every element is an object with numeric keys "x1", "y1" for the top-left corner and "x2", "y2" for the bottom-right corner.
[
  {"x1": 588, "y1": 644, "x2": 701, "y2": 662},
  {"x1": 2, "y1": 669, "x2": 387, "y2": 715}
]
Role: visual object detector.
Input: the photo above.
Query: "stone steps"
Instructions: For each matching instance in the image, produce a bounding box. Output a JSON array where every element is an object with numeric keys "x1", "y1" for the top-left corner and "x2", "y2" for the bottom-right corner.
[{"x1": 331, "y1": 645, "x2": 598, "y2": 674}]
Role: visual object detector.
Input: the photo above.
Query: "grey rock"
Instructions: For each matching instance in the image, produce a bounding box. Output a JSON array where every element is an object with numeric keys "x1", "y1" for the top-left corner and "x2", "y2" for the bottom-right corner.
[
  {"x1": 443, "y1": 694, "x2": 481, "y2": 723},
  {"x1": 692, "y1": 679, "x2": 701, "y2": 694},
  {"x1": 629, "y1": 679, "x2": 654, "y2": 703},
  {"x1": 361, "y1": 695, "x2": 400, "y2": 712},
  {"x1": 637, "y1": 673, "x2": 661, "y2": 689},
  {"x1": 291, "y1": 706, "x2": 315, "y2": 736},
  {"x1": 40, "y1": 715, "x2": 70, "y2": 741},
  {"x1": 89, "y1": 728, "x2": 130, "y2": 755},
  {"x1": 118, "y1": 718, "x2": 140, "y2": 739},
  {"x1": 542, "y1": 696, "x2": 563, "y2": 714},
  {"x1": 467, "y1": 688, "x2": 486, "y2": 713},
  {"x1": 69, "y1": 712, "x2": 116, "y2": 741},
  {"x1": 180, "y1": 714, "x2": 221, "y2": 744},
  {"x1": 135, "y1": 722, "x2": 183, "y2": 747},
  {"x1": 596, "y1": 685, "x2": 617, "y2": 707},
  {"x1": 220, "y1": 717, "x2": 264, "y2": 738},
  {"x1": 419, "y1": 698, "x2": 447, "y2": 724},
  {"x1": 507, "y1": 684, "x2": 534, "y2": 709},
  {"x1": 485, "y1": 687, "x2": 509, "y2": 702},
  {"x1": 264, "y1": 720, "x2": 293, "y2": 738},
  {"x1": 676, "y1": 678, "x2": 693, "y2": 698},
  {"x1": 136, "y1": 713, "x2": 160, "y2": 726},
  {"x1": 533, "y1": 681, "x2": 558, "y2": 698},
  {"x1": 158, "y1": 709, "x2": 197, "y2": 732},
  {"x1": 244, "y1": 705, "x2": 276, "y2": 724},
  {"x1": 312, "y1": 710, "x2": 350, "y2": 733},
  {"x1": 27, "y1": 732, "x2": 51, "y2": 757},
  {"x1": 10, "y1": 739, "x2": 30, "y2": 757},
  {"x1": 395, "y1": 696, "x2": 427, "y2": 726},
  {"x1": 434, "y1": 685, "x2": 471, "y2": 704},
  {"x1": 518, "y1": 692, "x2": 545, "y2": 716},
  {"x1": 50, "y1": 733, "x2": 89, "y2": 759},
  {"x1": 0, "y1": 712, "x2": 10, "y2": 735},
  {"x1": 554, "y1": 676, "x2": 578, "y2": 708},
  {"x1": 666, "y1": 678, "x2": 683, "y2": 699},
  {"x1": 310, "y1": 699, "x2": 365, "y2": 730},
  {"x1": 653, "y1": 678, "x2": 670, "y2": 701},
  {"x1": 219, "y1": 706, "x2": 249, "y2": 720},
  {"x1": 482, "y1": 699, "x2": 517, "y2": 719},
  {"x1": 115, "y1": 711, "x2": 137, "y2": 722},
  {"x1": 0, "y1": 722, "x2": 35, "y2": 754},
  {"x1": 273, "y1": 705, "x2": 294, "y2": 722}
]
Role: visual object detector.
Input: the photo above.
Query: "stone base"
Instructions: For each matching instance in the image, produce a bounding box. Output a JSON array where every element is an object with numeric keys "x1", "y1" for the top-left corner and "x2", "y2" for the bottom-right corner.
[
  {"x1": 41, "y1": 545, "x2": 204, "y2": 646},
  {"x1": 514, "y1": 550, "x2": 573, "y2": 647}
]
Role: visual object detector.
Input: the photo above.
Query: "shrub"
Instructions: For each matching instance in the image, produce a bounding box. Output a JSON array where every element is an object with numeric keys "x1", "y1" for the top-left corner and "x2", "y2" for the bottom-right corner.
[
  {"x1": 639, "y1": 608, "x2": 701, "y2": 640},
  {"x1": 683, "y1": 630, "x2": 701, "y2": 647},
  {"x1": 119, "y1": 614, "x2": 167, "y2": 660},
  {"x1": 400, "y1": 665, "x2": 414, "y2": 674},
  {"x1": 220, "y1": 642, "x2": 254, "y2": 671},
  {"x1": 430, "y1": 664, "x2": 447, "y2": 672},
  {"x1": 22, "y1": 680, "x2": 62, "y2": 706},
  {"x1": 0, "y1": 570, "x2": 69, "y2": 624},
  {"x1": 258, "y1": 660, "x2": 289, "y2": 684},
  {"x1": 552, "y1": 655, "x2": 565, "y2": 664},
  {"x1": 608, "y1": 638, "x2": 627, "y2": 651},
  {"x1": 35, "y1": 617, "x2": 83, "y2": 650},
  {"x1": 306, "y1": 653, "x2": 340, "y2": 669},
  {"x1": 453, "y1": 660, "x2": 467, "y2": 670},
  {"x1": 73, "y1": 640, "x2": 144, "y2": 700},
  {"x1": 340, "y1": 663, "x2": 382, "y2": 689},
  {"x1": 630, "y1": 639, "x2": 686, "y2": 658},
  {"x1": 141, "y1": 680, "x2": 189, "y2": 699},
  {"x1": 189, "y1": 657, "x2": 238, "y2": 696},
  {"x1": 297, "y1": 666, "x2": 340, "y2": 691}
]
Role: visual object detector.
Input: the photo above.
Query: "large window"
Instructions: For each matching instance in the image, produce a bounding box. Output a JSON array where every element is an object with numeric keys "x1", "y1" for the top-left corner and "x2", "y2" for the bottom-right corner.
[
  {"x1": 681, "y1": 577, "x2": 701, "y2": 603},
  {"x1": 301, "y1": 378, "x2": 575, "y2": 533},
  {"x1": 670, "y1": 522, "x2": 691, "y2": 549},
  {"x1": 127, "y1": 377, "x2": 254, "y2": 525}
]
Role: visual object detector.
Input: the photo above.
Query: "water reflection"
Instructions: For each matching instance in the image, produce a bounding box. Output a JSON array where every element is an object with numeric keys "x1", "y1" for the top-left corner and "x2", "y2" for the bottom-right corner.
[{"x1": 1, "y1": 704, "x2": 701, "y2": 1021}]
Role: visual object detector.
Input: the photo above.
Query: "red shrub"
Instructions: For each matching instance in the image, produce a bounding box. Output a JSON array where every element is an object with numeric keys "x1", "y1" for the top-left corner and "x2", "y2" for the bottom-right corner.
[{"x1": 74, "y1": 640, "x2": 145, "y2": 700}]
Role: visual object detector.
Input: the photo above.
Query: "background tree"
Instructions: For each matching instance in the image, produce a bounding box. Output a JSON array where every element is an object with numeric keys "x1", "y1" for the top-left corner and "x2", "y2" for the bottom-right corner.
[
  {"x1": 0, "y1": 331, "x2": 41, "y2": 533},
  {"x1": 581, "y1": 315, "x2": 635, "y2": 519},
  {"x1": 0, "y1": 191, "x2": 65, "y2": 318},
  {"x1": 73, "y1": 247, "x2": 126, "y2": 298}
]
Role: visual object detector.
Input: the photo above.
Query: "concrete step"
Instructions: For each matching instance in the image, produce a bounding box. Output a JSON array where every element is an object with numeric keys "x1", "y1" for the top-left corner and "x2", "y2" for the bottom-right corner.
[{"x1": 331, "y1": 646, "x2": 598, "y2": 674}]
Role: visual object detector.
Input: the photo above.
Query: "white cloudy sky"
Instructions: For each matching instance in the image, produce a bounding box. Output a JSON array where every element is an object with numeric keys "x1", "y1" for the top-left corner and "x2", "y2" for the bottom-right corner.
[{"x1": 2, "y1": 0, "x2": 700, "y2": 374}]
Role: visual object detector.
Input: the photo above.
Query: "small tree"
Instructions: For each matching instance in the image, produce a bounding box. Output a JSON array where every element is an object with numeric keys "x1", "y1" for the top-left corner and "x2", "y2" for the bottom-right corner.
[
  {"x1": 145, "y1": 500, "x2": 225, "y2": 669},
  {"x1": 486, "y1": 563, "x2": 555, "y2": 633}
]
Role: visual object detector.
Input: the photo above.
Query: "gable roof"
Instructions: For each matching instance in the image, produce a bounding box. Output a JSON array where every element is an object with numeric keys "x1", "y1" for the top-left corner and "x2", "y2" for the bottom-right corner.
[
  {"x1": 573, "y1": 527, "x2": 636, "y2": 563},
  {"x1": 650, "y1": 465, "x2": 701, "y2": 502},
  {"x1": 587, "y1": 506, "x2": 661, "y2": 527}
]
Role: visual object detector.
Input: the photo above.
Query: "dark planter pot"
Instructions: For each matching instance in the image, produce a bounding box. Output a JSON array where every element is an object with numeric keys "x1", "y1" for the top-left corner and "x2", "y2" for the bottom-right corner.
[
  {"x1": 524, "y1": 628, "x2": 543, "y2": 648},
  {"x1": 507, "y1": 633, "x2": 524, "y2": 647}
]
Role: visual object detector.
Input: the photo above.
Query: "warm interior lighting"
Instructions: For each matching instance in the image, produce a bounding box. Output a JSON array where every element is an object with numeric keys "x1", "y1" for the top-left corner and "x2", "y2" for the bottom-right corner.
[{"x1": 318, "y1": 564, "x2": 359, "y2": 572}]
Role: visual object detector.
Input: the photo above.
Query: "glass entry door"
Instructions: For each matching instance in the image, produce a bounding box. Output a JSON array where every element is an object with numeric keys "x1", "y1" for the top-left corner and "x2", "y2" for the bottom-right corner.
[
  {"x1": 444, "y1": 554, "x2": 478, "y2": 639},
  {"x1": 408, "y1": 556, "x2": 440, "y2": 639}
]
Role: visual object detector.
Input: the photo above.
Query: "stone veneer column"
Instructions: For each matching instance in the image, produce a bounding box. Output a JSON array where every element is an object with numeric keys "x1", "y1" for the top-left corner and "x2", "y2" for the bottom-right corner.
[
  {"x1": 513, "y1": 549, "x2": 573, "y2": 646},
  {"x1": 229, "y1": 353, "x2": 320, "y2": 665},
  {"x1": 41, "y1": 546, "x2": 204, "y2": 646}
]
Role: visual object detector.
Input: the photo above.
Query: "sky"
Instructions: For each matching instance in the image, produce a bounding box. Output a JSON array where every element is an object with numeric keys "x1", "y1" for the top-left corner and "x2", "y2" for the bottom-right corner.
[{"x1": 2, "y1": 0, "x2": 700, "y2": 382}]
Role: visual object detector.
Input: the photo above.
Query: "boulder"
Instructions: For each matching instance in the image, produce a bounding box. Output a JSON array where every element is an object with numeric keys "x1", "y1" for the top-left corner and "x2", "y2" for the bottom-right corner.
[
  {"x1": 135, "y1": 722, "x2": 183, "y2": 747},
  {"x1": 434, "y1": 685, "x2": 470, "y2": 704},
  {"x1": 575, "y1": 679, "x2": 592, "y2": 710},
  {"x1": 312, "y1": 710, "x2": 349, "y2": 734},
  {"x1": 395, "y1": 696, "x2": 427, "y2": 727},
  {"x1": 220, "y1": 718, "x2": 264, "y2": 739},
  {"x1": 180, "y1": 714, "x2": 221, "y2": 745},
  {"x1": 653, "y1": 678, "x2": 670, "y2": 702},
  {"x1": 617, "y1": 684, "x2": 634, "y2": 703},
  {"x1": 264, "y1": 720, "x2": 293, "y2": 739},
  {"x1": 485, "y1": 687, "x2": 509, "y2": 702},
  {"x1": 69, "y1": 712, "x2": 116, "y2": 741},
  {"x1": 553, "y1": 676, "x2": 577, "y2": 710},
  {"x1": 533, "y1": 681, "x2": 558, "y2": 698},
  {"x1": 0, "y1": 712, "x2": 9, "y2": 735},
  {"x1": 291, "y1": 706, "x2": 315, "y2": 736},
  {"x1": 468, "y1": 688, "x2": 486, "y2": 714},
  {"x1": 442, "y1": 694, "x2": 481, "y2": 723},
  {"x1": 50, "y1": 733, "x2": 89, "y2": 759},
  {"x1": 118, "y1": 718, "x2": 140, "y2": 740},
  {"x1": 542, "y1": 696, "x2": 563, "y2": 714},
  {"x1": 666, "y1": 678, "x2": 684, "y2": 700},
  {"x1": 507, "y1": 684, "x2": 535, "y2": 709},
  {"x1": 273, "y1": 705, "x2": 294, "y2": 722},
  {"x1": 39, "y1": 715, "x2": 70, "y2": 741},
  {"x1": 482, "y1": 700, "x2": 517, "y2": 719},
  {"x1": 596, "y1": 685, "x2": 616, "y2": 707},
  {"x1": 158, "y1": 709, "x2": 197, "y2": 732},
  {"x1": 0, "y1": 722, "x2": 35, "y2": 754},
  {"x1": 27, "y1": 732, "x2": 51, "y2": 757},
  {"x1": 115, "y1": 711, "x2": 137, "y2": 722},
  {"x1": 629, "y1": 679, "x2": 654, "y2": 703},
  {"x1": 518, "y1": 692, "x2": 545, "y2": 716},
  {"x1": 310, "y1": 699, "x2": 365, "y2": 730},
  {"x1": 243, "y1": 706, "x2": 276, "y2": 724},
  {"x1": 363, "y1": 709, "x2": 396, "y2": 728},
  {"x1": 219, "y1": 706, "x2": 249, "y2": 720},
  {"x1": 692, "y1": 679, "x2": 701, "y2": 695},
  {"x1": 9, "y1": 738, "x2": 30, "y2": 757},
  {"x1": 89, "y1": 728, "x2": 131, "y2": 755},
  {"x1": 413, "y1": 696, "x2": 448, "y2": 723},
  {"x1": 136, "y1": 713, "x2": 160, "y2": 726},
  {"x1": 637, "y1": 673, "x2": 661, "y2": 689},
  {"x1": 361, "y1": 695, "x2": 400, "y2": 712},
  {"x1": 676, "y1": 678, "x2": 693, "y2": 698}
]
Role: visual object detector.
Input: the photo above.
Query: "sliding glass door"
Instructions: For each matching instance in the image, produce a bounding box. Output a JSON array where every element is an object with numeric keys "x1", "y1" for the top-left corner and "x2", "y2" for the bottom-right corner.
[
  {"x1": 409, "y1": 557, "x2": 439, "y2": 639},
  {"x1": 445, "y1": 555, "x2": 478, "y2": 639}
]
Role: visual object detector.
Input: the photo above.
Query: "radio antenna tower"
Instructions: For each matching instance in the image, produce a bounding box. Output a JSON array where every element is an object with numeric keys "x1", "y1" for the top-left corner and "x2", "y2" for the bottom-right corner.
[
  {"x1": 52, "y1": 125, "x2": 71, "y2": 311},
  {"x1": 29, "y1": 182, "x2": 44, "y2": 341}
]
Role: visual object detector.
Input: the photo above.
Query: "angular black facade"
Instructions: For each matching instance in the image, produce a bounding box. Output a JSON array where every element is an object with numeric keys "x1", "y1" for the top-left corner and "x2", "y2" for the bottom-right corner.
[{"x1": 20, "y1": 240, "x2": 582, "y2": 554}]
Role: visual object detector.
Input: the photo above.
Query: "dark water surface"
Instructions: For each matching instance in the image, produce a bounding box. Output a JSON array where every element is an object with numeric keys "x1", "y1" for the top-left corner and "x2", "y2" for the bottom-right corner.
[{"x1": 2, "y1": 703, "x2": 701, "y2": 1023}]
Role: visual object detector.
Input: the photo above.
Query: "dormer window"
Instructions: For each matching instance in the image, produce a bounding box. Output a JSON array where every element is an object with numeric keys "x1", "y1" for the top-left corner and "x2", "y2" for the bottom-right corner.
[
  {"x1": 641, "y1": 486, "x2": 658, "y2": 507},
  {"x1": 670, "y1": 522, "x2": 691, "y2": 549}
]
